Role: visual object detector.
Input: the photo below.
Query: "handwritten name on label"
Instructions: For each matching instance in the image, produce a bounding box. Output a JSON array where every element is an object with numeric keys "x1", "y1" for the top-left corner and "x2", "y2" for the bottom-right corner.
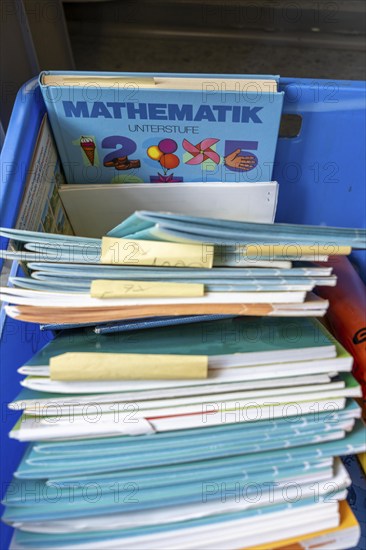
[
  {"x1": 100, "y1": 237, "x2": 213, "y2": 268},
  {"x1": 91, "y1": 279, "x2": 204, "y2": 298}
]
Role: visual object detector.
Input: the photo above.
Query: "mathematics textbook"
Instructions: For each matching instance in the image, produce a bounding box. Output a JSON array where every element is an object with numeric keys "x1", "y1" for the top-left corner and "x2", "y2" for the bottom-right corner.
[{"x1": 39, "y1": 72, "x2": 284, "y2": 184}]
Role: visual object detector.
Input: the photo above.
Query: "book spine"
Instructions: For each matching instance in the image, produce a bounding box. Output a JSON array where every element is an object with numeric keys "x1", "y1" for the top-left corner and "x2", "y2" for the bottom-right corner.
[{"x1": 39, "y1": 83, "x2": 72, "y2": 183}]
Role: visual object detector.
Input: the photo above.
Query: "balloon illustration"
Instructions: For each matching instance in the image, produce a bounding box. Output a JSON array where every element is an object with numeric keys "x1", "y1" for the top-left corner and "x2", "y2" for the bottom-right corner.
[
  {"x1": 159, "y1": 139, "x2": 178, "y2": 154},
  {"x1": 147, "y1": 145, "x2": 163, "y2": 161},
  {"x1": 147, "y1": 139, "x2": 180, "y2": 177},
  {"x1": 160, "y1": 153, "x2": 180, "y2": 169}
]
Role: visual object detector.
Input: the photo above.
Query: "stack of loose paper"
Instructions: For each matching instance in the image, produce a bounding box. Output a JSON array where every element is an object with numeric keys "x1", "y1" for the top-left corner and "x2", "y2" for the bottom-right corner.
[{"x1": 2, "y1": 211, "x2": 366, "y2": 324}]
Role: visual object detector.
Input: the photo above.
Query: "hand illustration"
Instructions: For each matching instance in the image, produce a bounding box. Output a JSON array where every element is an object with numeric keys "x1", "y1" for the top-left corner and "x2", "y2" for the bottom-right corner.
[{"x1": 224, "y1": 149, "x2": 257, "y2": 171}]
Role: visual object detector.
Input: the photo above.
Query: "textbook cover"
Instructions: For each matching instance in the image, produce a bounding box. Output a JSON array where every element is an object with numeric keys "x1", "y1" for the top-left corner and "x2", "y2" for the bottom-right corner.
[{"x1": 39, "y1": 71, "x2": 284, "y2": 184}]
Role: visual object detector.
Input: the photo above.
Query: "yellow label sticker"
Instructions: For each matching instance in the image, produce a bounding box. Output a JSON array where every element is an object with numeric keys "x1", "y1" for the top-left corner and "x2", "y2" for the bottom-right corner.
[
  {"x1": 90, "y1": 279, "x2": 204, "y2": 298},
  {"x1": 50, "y1": 353, "x2": 208, "y2": 380},
  {"x1": 100, "y1": 237, "x2": 213, "y2": 268}
]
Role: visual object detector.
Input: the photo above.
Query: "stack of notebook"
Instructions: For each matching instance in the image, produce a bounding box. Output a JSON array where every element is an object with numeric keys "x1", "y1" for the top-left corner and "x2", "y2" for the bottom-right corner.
[
  {"x1": 2, "y1": 212, "x2": 366, "y2": 549},
  {"x1": 1, "y1": 212, "x2": 366, "y2": 324},
  {"x1": 2, "y1": 318, "x2": 366, "y2": 549},
  {"x1": 4, "y1": 317, "x2": 364, "y2": 436}
]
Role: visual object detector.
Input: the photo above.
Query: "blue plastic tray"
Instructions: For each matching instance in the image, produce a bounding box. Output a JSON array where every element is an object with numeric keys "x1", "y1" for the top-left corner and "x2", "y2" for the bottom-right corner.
[{"x1": 1, "y1": 76, "x2": 365, "y2": 549}]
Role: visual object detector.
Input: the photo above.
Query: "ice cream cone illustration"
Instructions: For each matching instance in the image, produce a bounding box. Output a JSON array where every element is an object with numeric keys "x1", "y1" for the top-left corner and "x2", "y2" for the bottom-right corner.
[{"x1": 80, "y1": 136, "x2": 96, "y2": 165}]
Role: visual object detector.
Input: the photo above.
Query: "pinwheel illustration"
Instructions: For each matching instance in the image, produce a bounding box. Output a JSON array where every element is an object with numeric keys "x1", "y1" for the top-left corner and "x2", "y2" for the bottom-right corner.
[{"x1": 182, "y1": 138, "x2": 220, "y2": 165}]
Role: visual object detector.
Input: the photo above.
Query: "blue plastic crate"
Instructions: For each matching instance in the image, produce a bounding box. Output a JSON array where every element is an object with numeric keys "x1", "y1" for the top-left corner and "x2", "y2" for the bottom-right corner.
[{"x1": 1, "y1": 76, "x2": 365, "y2": 549}]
